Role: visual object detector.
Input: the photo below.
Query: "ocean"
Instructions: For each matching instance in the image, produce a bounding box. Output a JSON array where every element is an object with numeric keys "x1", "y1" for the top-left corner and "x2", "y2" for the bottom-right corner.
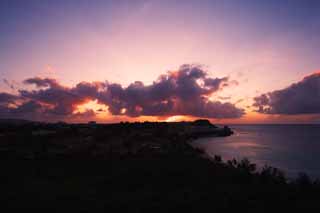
[{"x1": 192, "y1": 125, "x2": 320, "y2": 178}]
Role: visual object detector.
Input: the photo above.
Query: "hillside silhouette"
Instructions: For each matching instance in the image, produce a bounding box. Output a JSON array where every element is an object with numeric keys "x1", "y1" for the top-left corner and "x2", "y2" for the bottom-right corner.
[{"x1": 0, "y1": 120, "x2": 319, "y2": 212}]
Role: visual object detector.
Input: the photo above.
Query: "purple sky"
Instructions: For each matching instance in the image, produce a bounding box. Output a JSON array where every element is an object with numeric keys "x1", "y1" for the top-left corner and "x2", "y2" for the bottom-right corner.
[{"x1": 1, "y1": 0, "x2": 320, "y2": 123}]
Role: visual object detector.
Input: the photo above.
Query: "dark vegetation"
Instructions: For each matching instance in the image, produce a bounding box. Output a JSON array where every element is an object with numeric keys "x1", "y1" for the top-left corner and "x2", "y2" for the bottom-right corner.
[{"x1": 0, "y1": 120, "x2": 319, "y2": 212}]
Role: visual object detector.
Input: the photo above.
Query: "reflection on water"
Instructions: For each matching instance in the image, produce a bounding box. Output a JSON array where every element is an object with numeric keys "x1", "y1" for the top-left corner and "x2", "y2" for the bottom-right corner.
[
  {"x1": 192, "y1": 125, "x2": 320, "y2": 178},
  {"x1": 224, "y1": 142, "x2": 269, "y2": 149}
]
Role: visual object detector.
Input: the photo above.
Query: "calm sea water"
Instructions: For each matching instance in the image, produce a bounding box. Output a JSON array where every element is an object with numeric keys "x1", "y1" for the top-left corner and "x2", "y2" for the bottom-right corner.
[{"x1": 192, "y1": 125, "x2": 320, "y2": 178}]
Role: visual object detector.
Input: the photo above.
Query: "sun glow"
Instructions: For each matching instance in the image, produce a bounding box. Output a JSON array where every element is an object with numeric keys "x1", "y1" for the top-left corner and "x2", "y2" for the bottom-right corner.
[
  {"x1": 74, "y1": 100, "x2": 109, "y2": 117},
  {"x1": 165, "y1": 115, "x2": 193, "y2": 122}
]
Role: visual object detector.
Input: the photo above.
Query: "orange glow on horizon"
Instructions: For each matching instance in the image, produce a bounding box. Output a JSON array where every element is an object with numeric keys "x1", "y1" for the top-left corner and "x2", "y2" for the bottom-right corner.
[
  {"x1": 74, "y1": 99, "x2": 109, "y2": 117},
  {"x1": 304, "y1": 70, "x2": 320, "y2": 80},
  {"x1": 165, "y1": 115, "x2": 193, "y2": 122},
  {"x1": 70, "y1": 100, "x2": 318, "y2": 124}
]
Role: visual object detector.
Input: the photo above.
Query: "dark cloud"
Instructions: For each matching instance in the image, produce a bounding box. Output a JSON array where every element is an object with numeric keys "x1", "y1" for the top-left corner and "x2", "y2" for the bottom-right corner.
[
  {"x1": 11, "y1": 100, "x2": 42, "y2": 114},
  {"x1": 0, "y1": 93, "x2": 19, "y2": 118},
  {"x1": 24, "y1": 77, "x2": 61, "y2": 89},
  {"x1": 0, "y1": 92, "x2": 19, "y2": 104},
  {"x1": 20, "y1": 80, "x2": 105, "y2": 116},
  {"x1": 204, "y1": 77, "x2": 229, "y2": 91},
  {"x1": 253, "y1": 72, "x2": 320, "y2": 114},
  {"x1": 0, "y1": 93, "x2": 44, "y2": 120},
  {"x1": 96, "y1": 64, "x2": 244, "y2": 118},
  {"x1": 0, "y1": 65, "x2": 244, "y2": 121}
]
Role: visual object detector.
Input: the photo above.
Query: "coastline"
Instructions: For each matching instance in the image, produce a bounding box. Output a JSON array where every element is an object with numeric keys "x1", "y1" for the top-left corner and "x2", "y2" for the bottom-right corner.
[
  {"x1": 1, "y1": 120, "x2": 320, "y2": 211},
  {"x1": 193, "y1": 124, "x2": 320, "y2": 179}
]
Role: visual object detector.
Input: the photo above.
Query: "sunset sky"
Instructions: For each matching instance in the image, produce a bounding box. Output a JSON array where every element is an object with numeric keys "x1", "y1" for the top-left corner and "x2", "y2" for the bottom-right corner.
[{"x1": 0, "y1": 0, "x2": 320, "y2": 123}]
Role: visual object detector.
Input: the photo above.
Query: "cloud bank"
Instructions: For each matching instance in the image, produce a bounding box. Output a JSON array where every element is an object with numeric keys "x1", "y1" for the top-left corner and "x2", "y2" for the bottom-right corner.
[
  {"x1": 253, "y1": 72, "x2": 320, "y2": 114},
  {"x1": 0, "y1": 65, "x2": 244, "y2": 121}
]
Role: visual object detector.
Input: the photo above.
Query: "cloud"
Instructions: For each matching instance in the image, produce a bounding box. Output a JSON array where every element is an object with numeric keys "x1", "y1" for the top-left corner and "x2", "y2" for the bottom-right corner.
[
  {"x1": 23, "y1": 77, "x2": 61, "y2": 89},
  {"x1": 0, "y1": 92, "x2": 19, "y2": 104},
  {"x1": 235, "y1": 99, "x2": 244, "y2": 104},
  {"x1": 97, "y1": 64, "x2": 244, "y2": 118},
  {"x1": 20, "y1": 79, "x2": 105, "y2": 116},
  {"x1": 218, "y1": 96, "x2": 231, "y2": 100},
  {"x1": 253, "y1": 72, "x2": 320, "y2": 114},
  {"x1": 3, "y1": 79, "x2": 15, "y2": 90},
  {"x1": 0, "y1": 64, "x2": 244, "y2": 121}
]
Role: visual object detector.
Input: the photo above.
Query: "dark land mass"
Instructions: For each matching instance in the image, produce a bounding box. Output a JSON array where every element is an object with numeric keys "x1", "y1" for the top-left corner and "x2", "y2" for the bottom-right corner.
[{"x1": 0, "y1": 119, "x2": 319, "y2": 212}]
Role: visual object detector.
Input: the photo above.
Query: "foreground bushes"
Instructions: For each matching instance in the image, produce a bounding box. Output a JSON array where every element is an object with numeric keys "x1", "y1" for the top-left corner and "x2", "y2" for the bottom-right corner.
[{"x1": 1, "y1": 151, "x2": 320, "y2": 212}]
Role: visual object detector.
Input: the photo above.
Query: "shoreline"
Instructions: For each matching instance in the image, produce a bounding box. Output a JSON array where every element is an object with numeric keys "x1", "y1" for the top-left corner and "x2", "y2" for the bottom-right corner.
[
  {"x1": 191, "y1": 126, "x2": 320, "y2": 180},
  {"x1": 0, "y1": 119, "x2": 315, "y2": 181},
  {"x1": 1, "y1": 120, "x2": 320, "y2": 211}
]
